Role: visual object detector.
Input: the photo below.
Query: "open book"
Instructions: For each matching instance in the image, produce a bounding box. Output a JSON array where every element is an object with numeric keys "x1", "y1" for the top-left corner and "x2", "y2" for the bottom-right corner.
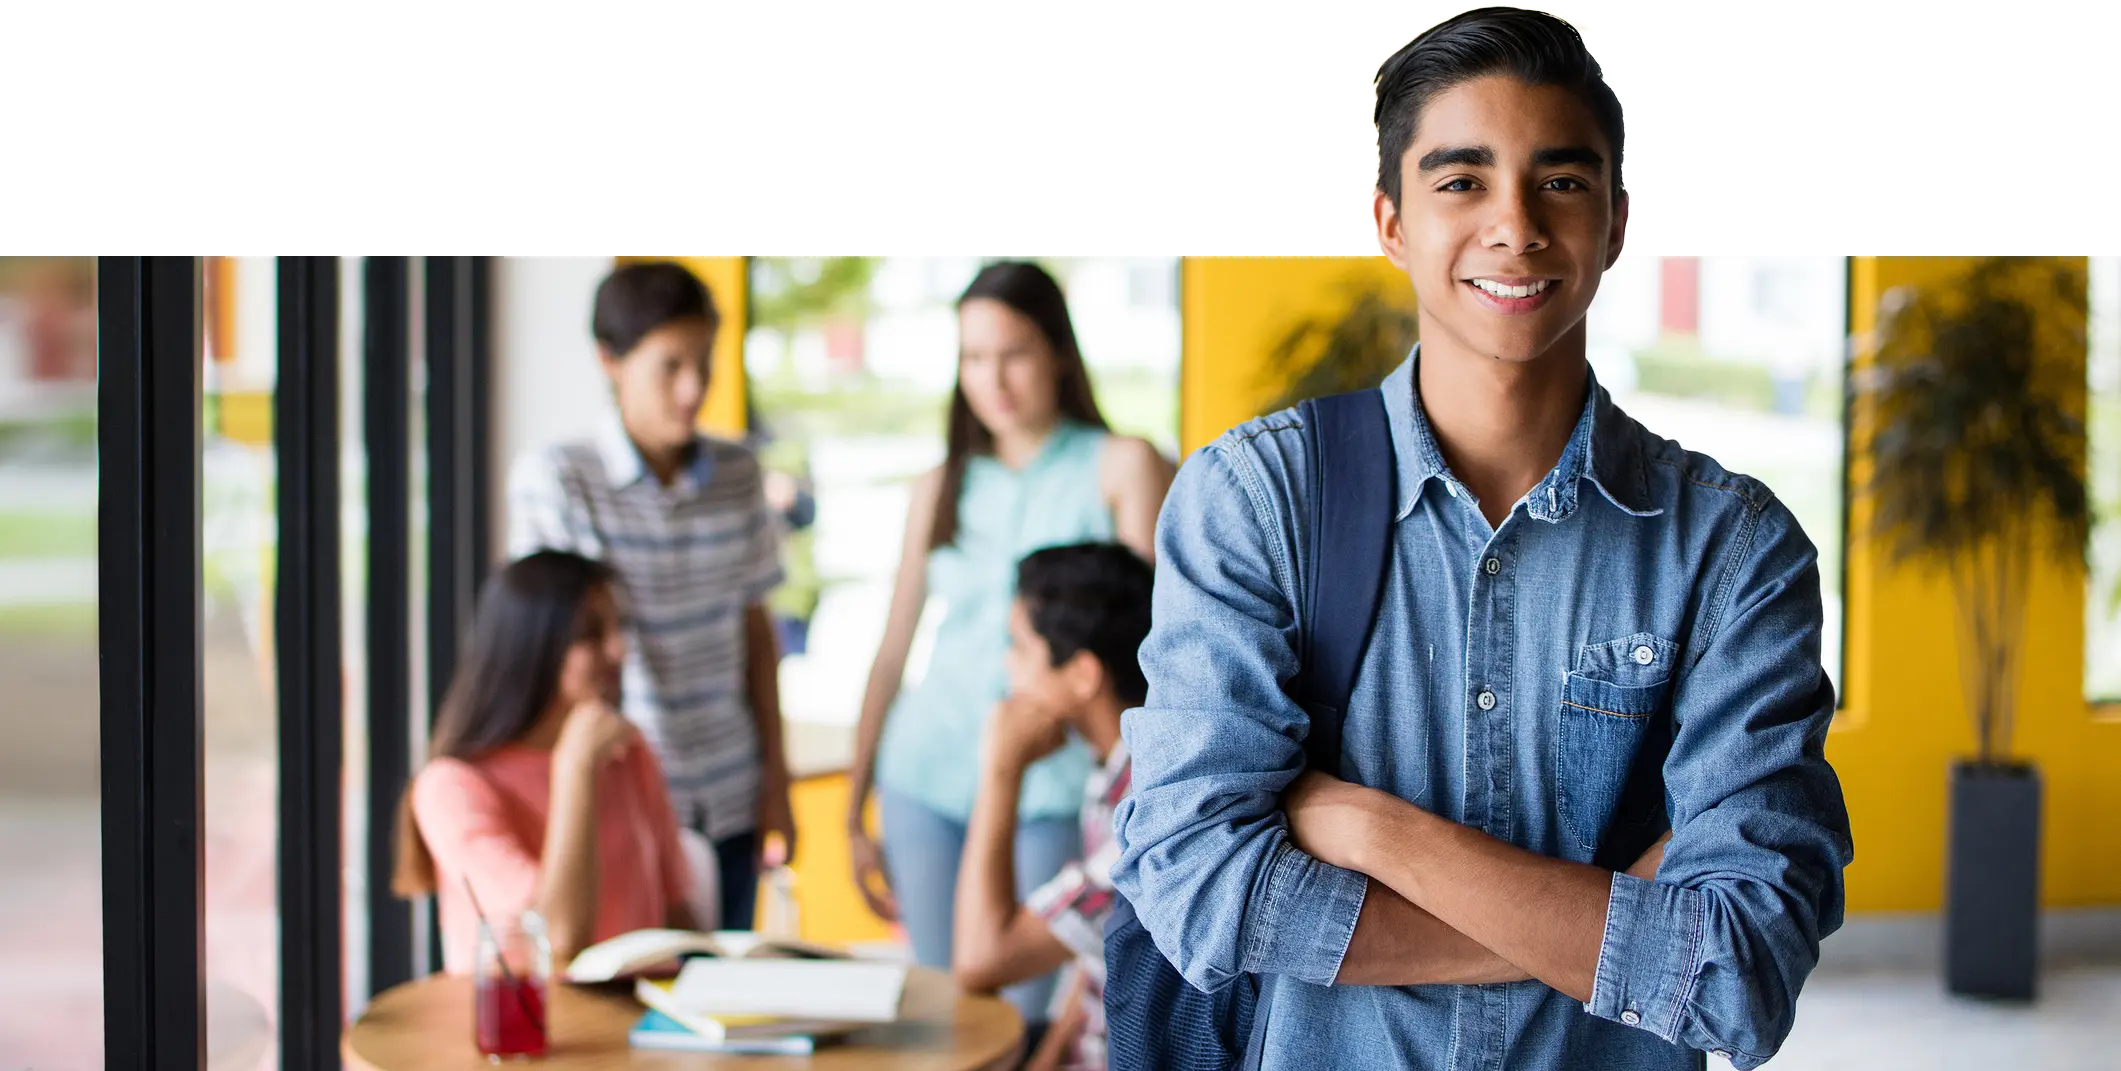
[{"x1": 564, "y1": 928, "x2": 848, "y2": 984}]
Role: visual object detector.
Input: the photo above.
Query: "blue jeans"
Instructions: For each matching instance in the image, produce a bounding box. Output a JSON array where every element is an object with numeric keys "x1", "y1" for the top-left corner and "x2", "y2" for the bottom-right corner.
[
  {"x1": 714, "y1": 832, "x2": 759, "y2": 931},
  {"x1": 878, "y1": 788, "x2": 1082, "y2": 1024}
]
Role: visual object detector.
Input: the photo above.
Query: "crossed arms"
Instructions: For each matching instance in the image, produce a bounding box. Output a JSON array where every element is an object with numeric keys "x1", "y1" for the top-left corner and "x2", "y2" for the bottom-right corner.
[{"x1": 1109, "y1": 448, "x2": 1853, "y2": 1065}]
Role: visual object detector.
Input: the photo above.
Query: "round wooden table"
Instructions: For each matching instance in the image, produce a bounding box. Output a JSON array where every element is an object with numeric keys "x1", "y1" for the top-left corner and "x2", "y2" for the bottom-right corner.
[{"x1": 343, "y1": 966, "x2": 1024, "y2": 1071}]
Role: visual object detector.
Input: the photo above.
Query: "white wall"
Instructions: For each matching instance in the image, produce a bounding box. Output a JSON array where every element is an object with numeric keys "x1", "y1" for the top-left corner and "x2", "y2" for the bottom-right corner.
[{"x1": 489, "y1": 256, "x2": 615, "y2": 564}]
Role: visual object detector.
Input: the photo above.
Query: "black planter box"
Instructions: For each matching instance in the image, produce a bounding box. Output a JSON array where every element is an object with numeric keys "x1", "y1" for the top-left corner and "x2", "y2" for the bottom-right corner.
[{"x1": 1944, "y1": 761, "x2": 2042, "y2": 1000}]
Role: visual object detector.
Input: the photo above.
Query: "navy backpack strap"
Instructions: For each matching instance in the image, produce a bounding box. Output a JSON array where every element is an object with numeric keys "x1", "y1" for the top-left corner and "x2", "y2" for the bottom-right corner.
[
  {"x1": 1238, "y1": 387, "x2": 1396, "y2": 1071},
  {"x1": 1293, "y1": 387, "x2": 1397, "y2": 769},
  {"x1": 1109, "y1": 386, "x2": 1396, "y2": 1071}
]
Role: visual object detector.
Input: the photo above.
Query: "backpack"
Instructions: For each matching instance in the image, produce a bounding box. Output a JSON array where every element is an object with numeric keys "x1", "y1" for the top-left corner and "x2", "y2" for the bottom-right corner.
[{"x1": 1103, "y1": 386, "x2": 1397, "y2": 1071}]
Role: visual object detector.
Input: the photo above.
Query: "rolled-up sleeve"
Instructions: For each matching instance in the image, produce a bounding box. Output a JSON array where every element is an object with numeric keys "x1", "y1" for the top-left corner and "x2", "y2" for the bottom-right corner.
[
  {"x1": 1109, "y1": 442, "x2": 1368, "y2": 992},
  {"x1": 1588, "y1": 496, "x2": 1854, "y2": 1068}
]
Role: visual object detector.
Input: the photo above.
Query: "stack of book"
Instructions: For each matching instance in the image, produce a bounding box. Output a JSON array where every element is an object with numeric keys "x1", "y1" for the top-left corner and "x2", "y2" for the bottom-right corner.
[{"x1": 565, "y1": 929, "x2": 911, "y2": 1055}]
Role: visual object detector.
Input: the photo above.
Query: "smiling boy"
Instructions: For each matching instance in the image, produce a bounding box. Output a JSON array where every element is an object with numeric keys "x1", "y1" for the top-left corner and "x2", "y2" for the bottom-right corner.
[{"x1": 1110, "y1": 8, "x2": 1854, "y2": 1069}]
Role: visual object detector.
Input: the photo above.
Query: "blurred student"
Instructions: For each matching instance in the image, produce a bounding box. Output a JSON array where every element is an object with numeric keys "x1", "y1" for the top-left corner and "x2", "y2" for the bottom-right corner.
[
  {"x1": 394, "y1": 551, "x2": 695, "y2": 970},
  {"x1": 507, "y1": 261, "x2": 793, "y2": 931},
  {"x1": 845, "y1": 261, "x2": 1174, "y2": 1020},
  {"x1": 952, "y1": 543, "x2": 1152, "y2": 1071}
]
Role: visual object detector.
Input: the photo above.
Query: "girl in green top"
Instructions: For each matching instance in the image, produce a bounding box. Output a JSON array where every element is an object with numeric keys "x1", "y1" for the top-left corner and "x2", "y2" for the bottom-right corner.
[{"x1": 845, "y1": 261, "x2": 1173, "y2": 1024}]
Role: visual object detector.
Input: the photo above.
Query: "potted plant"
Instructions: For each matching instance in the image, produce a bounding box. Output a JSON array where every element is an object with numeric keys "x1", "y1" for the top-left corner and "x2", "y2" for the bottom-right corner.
[
  {"x1": 1858, "y1": 256, "x2": 2090, "y2": 1000},
  {"x1": 1259, "y1": 278, "x2": 1420, "y2": 410}
]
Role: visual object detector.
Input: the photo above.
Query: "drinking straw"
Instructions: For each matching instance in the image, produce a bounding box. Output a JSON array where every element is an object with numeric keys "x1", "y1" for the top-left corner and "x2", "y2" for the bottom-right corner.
[{"x1": 463, "y1": 877, "x2": 548, "y2": 1039}]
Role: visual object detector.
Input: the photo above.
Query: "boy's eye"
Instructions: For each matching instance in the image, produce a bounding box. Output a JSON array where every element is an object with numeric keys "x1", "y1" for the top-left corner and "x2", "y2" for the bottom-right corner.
[
  {"x1": 1439, "y1": 178, "x2": 1477, "y2": 193},
  {"x1": 1545, "y1": 177, "x2": 1587, "y2": 192}
]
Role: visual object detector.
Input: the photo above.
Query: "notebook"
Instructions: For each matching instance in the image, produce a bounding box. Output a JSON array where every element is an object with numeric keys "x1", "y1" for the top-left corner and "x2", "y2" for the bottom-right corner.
[
  {"x1": 662, "y1": 956, "x2": 911, "y2": 1023},
  {"x1": 634, "y1": 977, "x2": 867, "y2": 1044},
  {"x1": 629, "y1": 1009, "x2": 819, "y2": 1055}
]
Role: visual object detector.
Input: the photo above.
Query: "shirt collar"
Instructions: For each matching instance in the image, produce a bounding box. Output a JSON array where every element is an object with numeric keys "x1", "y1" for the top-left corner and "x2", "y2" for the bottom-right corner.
[
  {"x1": 597, "y1": 415, "x2": 715, "y2": 494},
  {"x1": 1100, "y1": 736, "x2": 1131, "y2": 777},
  {"x1": 1381, "y1": 346, "x2": 1662, "y2": 524}
]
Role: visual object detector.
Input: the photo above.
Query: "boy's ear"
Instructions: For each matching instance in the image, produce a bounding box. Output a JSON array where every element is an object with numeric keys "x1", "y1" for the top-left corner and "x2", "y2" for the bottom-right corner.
[
  {"x1": 1061, "y1": 649, "x2": 1108, "y2": 704},
  {"x1": 1603, "y1": 190, "x2": 1630, "y2": 270},
  {"x1": 596, "y1": 344, "x2": 627, "y2": 388},
  {"x1": 1374, "y1": 188, "x2": 1411, "y2": 273}
]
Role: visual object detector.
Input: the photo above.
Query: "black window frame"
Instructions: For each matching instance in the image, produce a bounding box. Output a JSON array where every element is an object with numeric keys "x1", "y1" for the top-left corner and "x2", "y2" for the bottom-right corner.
[{"x1": 99, "y1": 256, "x2": 207, "y2": 1069}]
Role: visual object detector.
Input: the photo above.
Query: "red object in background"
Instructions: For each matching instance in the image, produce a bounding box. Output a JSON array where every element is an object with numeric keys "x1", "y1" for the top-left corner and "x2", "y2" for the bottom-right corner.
[
  {"x1": 824, "y1": 319, "x2": 866, "y2": 375},
  {"x1": 474, "y1": 974, "x2": 549, "y2": 1058},
  {"x1": 1659, "y1": 256, "x2": 1700, "y2": 336},
  {"x1": 14, "y1": 258, "x2": 96, "y2": 382}
]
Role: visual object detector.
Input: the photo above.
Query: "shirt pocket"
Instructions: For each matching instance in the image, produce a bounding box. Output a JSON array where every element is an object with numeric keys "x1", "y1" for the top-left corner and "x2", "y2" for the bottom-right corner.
[{"x1": 1557, "y1": 632, "x2": 1676, "y2": 854}]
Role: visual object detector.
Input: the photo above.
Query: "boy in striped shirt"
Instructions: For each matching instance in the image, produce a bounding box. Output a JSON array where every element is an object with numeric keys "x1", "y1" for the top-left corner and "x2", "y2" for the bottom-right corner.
[{"x1": 506, "y1": 261, "x2": 793, "y2": 930}]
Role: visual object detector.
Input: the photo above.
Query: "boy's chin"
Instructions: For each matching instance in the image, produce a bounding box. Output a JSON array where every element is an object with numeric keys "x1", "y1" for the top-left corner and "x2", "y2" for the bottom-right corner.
[{"x1": 1450, "y1": 324, "x2": 1580, "y2": 366}]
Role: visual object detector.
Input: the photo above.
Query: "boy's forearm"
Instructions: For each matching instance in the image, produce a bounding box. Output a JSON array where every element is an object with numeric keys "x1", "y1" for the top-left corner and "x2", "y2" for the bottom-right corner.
[
  {"x1": 1349, "y1": 794, "x2": 1610, "y2": 1002},
  {"x1": 1334, "y1": 879, "x2": 1532, "y2": 986},
  {"x1": 744, "y1": 605, "x2": 788, "y2": 776},
  {"x1": 953, "y1": 763, "x2": 1026, "y2": 976}
]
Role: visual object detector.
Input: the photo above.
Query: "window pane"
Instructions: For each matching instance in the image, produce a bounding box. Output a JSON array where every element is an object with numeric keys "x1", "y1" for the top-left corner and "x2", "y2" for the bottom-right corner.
[
  {"x1": 1587, "y1": 257, "x2": 1849, "y2": 691},
  {"x1": 0, "y1": 256, "x2": 101, "y2": 1069},
  {"x1": 341, "y1": 259, "x2": 371, "y2": 1017},
  {"x1": 202, "y1": 256, "x2": 280, "y2": 1070},
  {"x1": 2085, "y1": 257, "x2": 2121, "y2": 701}
]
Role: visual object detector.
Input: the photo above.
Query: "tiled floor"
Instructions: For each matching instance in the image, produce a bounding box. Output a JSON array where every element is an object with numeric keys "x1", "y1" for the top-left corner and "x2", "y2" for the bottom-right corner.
[{"x1": 1718, "y1": 966, "x2": 2121, "y2": 1070}]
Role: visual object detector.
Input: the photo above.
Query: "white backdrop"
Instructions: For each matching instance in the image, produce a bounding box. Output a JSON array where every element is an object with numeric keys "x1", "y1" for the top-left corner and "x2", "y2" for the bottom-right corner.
[{"x1": 4, "y1": 1, "x2": 2113, "y2": 255}]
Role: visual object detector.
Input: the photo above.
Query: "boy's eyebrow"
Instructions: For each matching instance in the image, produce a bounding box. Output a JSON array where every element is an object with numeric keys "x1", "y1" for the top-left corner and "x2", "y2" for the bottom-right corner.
[
  {"x1": 1417, "y1": 145, "x2": 1493, "y2": 172},
  {"x1": 1533, "y1": 146, "x2": 1606, "y2": 170},
  {"x1": 1416, "y1": 144, "x2": 1608, "y2": 173}
]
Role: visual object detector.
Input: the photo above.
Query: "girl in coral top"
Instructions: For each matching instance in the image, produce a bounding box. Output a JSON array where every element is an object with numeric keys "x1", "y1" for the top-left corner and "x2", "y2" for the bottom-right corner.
[{"x1": 393, "y1": 550, "x2": 698, "y2": 972}]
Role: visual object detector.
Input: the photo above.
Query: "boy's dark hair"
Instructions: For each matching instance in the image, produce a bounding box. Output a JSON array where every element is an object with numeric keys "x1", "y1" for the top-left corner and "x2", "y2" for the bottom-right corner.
[
  {"x1": 592, "y1": 261, "x2": 720, "y2": 357},
  {"x1": 1373, "y1": 7, "x2": 1624, "y2": 206},
  {"x1": 1016, "y1": 542, "x2": 1155, "y2": 707}
]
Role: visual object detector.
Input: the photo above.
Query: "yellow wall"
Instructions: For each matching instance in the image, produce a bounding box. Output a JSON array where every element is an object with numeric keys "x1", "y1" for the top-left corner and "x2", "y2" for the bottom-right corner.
[
  {"x1": 1180, "y1": 254, "x2": 2121, "y2": 912},
  {"x1": 787, "y1": 775, "x2": 898, "y2": 946},
  {"x1": 1832, "y1": 256, "x2": 2121, "y2": 911},
  {"x1": 1181, "y1": 256, "x2": 1416, "y2": 453}
]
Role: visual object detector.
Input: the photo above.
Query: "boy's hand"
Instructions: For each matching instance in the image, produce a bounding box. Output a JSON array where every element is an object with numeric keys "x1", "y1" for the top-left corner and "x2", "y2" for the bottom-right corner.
[
  {"x1": 1282, "y1": 769, "x2": 1387, "y2": 872},
  {"x1": 757, "y1": 770, "x2": 798, "y2": 869},
  {"x1": 982, "y1": 695, "x2": 1070, "y2": 774}
]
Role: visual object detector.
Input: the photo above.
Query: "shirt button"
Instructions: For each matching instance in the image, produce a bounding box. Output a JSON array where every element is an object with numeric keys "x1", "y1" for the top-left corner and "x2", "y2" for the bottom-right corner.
[
  {"x1": 1476, "y1": 689, "x2": 1497, "y2": 711},
  {"x1": 1633, "y1": 644, "x2": 1655, "y2": 666},
  {"x1": 1483, "y1": 557, "x2": 1501, "y2": 575},
  {"x1": 1620, "y1": 1010, "x2": 1641, "y2": 1026}
]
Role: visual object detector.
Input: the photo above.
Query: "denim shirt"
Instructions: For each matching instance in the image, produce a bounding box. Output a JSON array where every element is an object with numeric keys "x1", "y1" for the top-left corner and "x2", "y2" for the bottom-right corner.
[{"x1": 1111, "y1": 353, "x2": 1853, "y2": 1070}]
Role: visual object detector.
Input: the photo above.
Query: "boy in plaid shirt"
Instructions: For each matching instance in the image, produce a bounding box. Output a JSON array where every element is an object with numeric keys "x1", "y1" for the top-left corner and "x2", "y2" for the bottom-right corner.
[{"x1": 951, "y1": 543, "x2": 1152, "y2": 1071}]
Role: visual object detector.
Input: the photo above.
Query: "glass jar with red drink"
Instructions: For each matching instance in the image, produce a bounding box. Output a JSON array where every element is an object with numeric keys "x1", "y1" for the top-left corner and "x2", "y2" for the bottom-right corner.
[{"x1": 473, "y1": 910, "x2": 551, "y2": 1060}]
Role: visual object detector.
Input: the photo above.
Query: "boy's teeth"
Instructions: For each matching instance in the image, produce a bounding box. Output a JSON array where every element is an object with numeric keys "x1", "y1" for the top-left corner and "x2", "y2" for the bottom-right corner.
[{"x1": 1473, "y1": 279, "x2": 1549, "y2": 299}]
